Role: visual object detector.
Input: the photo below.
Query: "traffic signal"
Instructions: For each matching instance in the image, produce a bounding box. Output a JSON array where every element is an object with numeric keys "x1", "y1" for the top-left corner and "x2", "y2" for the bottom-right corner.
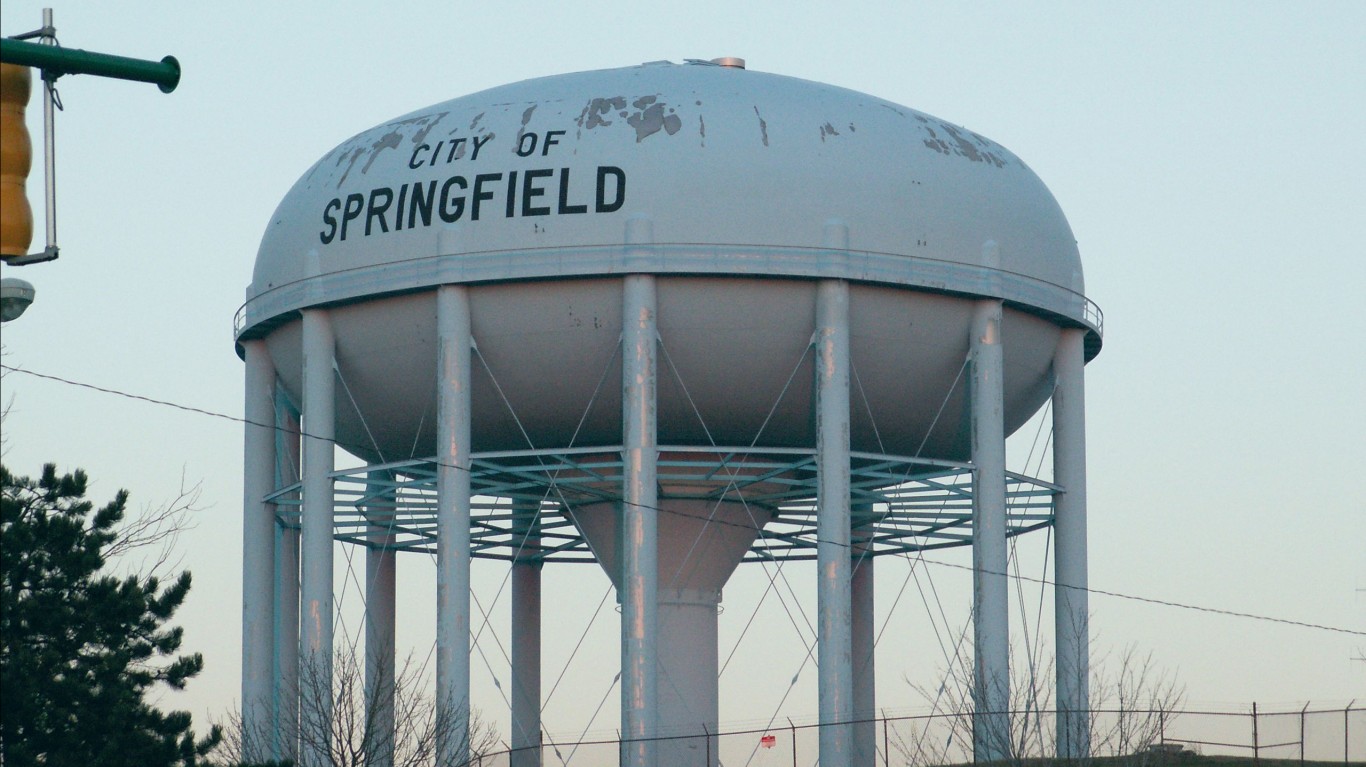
[
  {"x1": 0, "y1": 62, "x2": 33, "y2": 262},
  {"x1": 0, "y1": 11, "x2": 179, "y2": 267}
]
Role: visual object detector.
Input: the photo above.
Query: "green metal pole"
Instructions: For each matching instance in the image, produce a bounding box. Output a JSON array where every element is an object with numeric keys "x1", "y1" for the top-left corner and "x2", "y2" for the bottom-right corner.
[{"x1": 0, "y1": 37, "x2": 179, "y2": 93}]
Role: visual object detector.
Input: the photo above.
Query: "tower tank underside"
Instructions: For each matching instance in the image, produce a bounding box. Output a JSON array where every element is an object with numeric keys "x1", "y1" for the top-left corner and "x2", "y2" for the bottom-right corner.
[{"x1": 261, "y1": 278, "x2": 1063, "y2": 464}]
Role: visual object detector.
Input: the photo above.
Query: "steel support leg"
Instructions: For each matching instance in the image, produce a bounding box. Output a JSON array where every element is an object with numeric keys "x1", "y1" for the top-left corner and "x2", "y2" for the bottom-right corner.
[
  {"x1": 436, "y1": 285, "x2": 473, "y2": 767},
  {"x1": 300, "y1": 309, "x2": 336, "y2": 767},
  {"x1": 851, "y1": 514, "x2": 876, "y2": 766},
  {"x1": 510, "y1": 502, "x2": 543, "y2": 767},
  {"x1": 816, "y1": 276, "x2": 853, "y2": 767},
  {"x1": 365, "y1": 471, "x2": 397, "y2": 767},
  {"x1": 1053, "y1": 328, "x2": 1090, "y2": 759},
  {"x1": 241, "y1": 340, "x2": 276, "y2": 763},
  {"x1": 274, "y1": 394, "x2": 300, "y2": 764},
  {"x1": 621, "y1": 270, "x2": 658, "y2": 767},
  {"x1": 971, "y1": 297, "x2": 1009, "y2": 762}
]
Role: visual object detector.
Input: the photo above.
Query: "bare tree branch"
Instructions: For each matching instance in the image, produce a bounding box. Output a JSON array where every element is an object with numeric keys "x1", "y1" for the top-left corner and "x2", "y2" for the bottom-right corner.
[
  {"x1": 104, "y1": 469, "x2": 203, "y2": 581},
  {"x1": 899, "y1": 619, "x2": 1184, "y2": 766},
  {"x1": 214, "y1": 644, "x2": 499, "y2": 767}
]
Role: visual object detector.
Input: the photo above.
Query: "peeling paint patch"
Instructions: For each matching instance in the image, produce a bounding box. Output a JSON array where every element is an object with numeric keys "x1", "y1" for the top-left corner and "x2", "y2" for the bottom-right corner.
[
  {"x1": 921, "y1": 120, "x2": 1008, "y2": 167},
  {"x1": 626, "y1": 99, "x2": 682, "y2": 142},
  {"x1": 515, "y1": 104, "x2": 538, "y2": 151},
  {"x1": 469, "y1": 112, "x2": 485, "y2": 131},
  {"x1": 819, "y1": 122, "x2": 841, "y2": 142},
  {"x1": 474, "y1": 132, "x2": 494, "y2": 159},
  {"x1": 333, "y1": 115, "x2": 446, "y2": 187},
  {"x1": 754, "y1": 106, "x2": 769, "y2": 147},
  {"x1": 360, "y1": 131, "x2": 402, "y2": 174},
  {"x1": 577, "y1": 94, "x2": 684, "y2": 142},
  {"x1": 410, "y1": 112, "x2": 447, "y2": 146},
  {"x1": 698, "y1": 114, "x2": 706, "y2": 147},
  {"x1": 940, "y1": 124, "x2": 984, "y2": 163},
  {"x1": 336, "y1": 146, "x2": 364, "y2": 188},
  {"x1": 578, "y1": 96, "x2": 627, "y2": 129},
  {"x1": 922, "y1": 128, "x2": 951, "y2": 156}
]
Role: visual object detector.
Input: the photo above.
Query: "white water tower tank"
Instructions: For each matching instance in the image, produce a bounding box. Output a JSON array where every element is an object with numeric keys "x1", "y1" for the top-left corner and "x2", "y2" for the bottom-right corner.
[{"x1": 238, "y1": 58, "x2": 1100, "y2": 767}]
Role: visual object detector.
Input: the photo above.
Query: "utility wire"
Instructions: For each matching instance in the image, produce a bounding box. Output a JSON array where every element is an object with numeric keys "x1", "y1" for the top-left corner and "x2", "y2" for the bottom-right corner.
[{"x1": 5, "y1": 362, "x2": 1363, "y2": 639}]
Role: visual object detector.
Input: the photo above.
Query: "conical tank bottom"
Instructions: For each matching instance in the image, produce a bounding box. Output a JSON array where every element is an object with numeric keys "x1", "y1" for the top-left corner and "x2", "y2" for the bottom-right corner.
[{"x1": 570, "y1": 495, "x2": 773, "y2": 766}]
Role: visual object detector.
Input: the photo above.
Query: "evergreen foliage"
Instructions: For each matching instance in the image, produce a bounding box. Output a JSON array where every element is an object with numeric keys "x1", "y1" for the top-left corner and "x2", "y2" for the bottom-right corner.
[{"x1": 0, "y1": 462, "x2": 221, "y2": 766}]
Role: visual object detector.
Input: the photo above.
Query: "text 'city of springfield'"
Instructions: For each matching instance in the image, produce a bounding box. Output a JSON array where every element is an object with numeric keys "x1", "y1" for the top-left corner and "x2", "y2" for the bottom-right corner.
[{"x1": 320, "y1": 128, "x2": 626, "y2": 245}]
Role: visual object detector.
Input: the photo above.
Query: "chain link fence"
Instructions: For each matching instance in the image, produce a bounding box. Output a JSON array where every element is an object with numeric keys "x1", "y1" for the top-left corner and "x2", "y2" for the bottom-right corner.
[{"x1": 473, "y1": 703, "x2": 1362, "y2": 766}]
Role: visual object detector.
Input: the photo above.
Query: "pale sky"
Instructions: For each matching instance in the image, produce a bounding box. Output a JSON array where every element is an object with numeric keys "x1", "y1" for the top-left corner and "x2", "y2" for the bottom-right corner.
[{"x1": 2, "y1": 0, "x2": 1362, "y2": 756}]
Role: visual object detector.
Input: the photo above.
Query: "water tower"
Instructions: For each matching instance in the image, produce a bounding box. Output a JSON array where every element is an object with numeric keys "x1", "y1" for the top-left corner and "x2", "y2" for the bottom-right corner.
[{"x1": 236, "y1": 58, "x2": 1101, "y2": 767}]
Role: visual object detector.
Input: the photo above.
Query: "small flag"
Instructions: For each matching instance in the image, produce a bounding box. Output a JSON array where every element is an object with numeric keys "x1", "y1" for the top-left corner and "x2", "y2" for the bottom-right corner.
[{"x1": 760, "y1": 734, "x2": 776, "y2": 749}]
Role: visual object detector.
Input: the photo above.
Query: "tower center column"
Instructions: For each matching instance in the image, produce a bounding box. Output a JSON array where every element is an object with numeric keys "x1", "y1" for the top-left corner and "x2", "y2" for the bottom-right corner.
[
  {"x1": 364, "y1": 470, "x2": 397, "y2": 767},
  {"x1": 510, "y1": 502, "x2": 543, "y2": 767}
]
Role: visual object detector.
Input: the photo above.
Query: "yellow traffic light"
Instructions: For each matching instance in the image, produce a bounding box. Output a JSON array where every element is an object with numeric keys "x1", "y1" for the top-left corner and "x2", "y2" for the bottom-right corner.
[{"x1": 1, "y1": 62, "x2": 34, "y2": 262}]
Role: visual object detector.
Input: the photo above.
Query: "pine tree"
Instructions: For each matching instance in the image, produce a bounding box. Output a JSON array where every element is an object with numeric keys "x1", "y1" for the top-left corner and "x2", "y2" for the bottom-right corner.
[{"x1": 1, "y1": 462, "x2": 221, "y2": 766}]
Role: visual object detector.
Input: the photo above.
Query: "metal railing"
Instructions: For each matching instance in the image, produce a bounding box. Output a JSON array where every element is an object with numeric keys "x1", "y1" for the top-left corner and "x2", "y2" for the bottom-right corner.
[{"x1": 1082, "y1": 296, "x2": 1104, "y2": 337}]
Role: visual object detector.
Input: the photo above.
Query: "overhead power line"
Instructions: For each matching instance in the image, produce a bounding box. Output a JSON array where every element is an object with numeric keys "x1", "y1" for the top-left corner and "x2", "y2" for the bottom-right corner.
[{"x1": 5, "y1": 362, "x2": 1363, "y2": 639}]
